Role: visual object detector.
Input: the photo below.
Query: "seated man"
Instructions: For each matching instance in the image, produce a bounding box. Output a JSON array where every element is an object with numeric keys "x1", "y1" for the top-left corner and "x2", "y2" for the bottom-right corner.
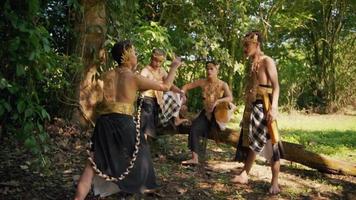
[
  {"x1": 181, "y1": 61, "x2": 234, "y2": 165},
  {"x1": 140, "y1": 49, "x2": 188, "y2": 138}
]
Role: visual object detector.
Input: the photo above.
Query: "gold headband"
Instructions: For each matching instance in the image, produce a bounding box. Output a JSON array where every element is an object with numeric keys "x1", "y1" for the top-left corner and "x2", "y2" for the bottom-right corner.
[
  {"x1": 243, "y1": 34, "x2": 258, "y2": 44},
  {"x1": 121, "y1": 47, "x2": 135, "y2": 64},
  {"x1": 153, "y1": 54, "x2": 165, "y2": 62}
]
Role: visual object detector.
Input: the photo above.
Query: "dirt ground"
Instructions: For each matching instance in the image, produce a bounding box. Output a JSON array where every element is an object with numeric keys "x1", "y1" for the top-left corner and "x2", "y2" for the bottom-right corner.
[{"x1": 0, "y1": 119, "x2": 355, "y2": 200}]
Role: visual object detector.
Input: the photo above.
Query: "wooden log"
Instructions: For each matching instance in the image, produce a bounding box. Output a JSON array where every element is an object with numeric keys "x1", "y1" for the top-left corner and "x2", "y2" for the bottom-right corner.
[{"x1": 158, "y1": 125, "x2": 356, "y2": 176}]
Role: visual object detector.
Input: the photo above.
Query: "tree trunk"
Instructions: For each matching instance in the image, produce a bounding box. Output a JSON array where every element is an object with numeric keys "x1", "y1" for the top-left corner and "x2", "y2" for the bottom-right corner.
[
  {"x1": 158, "y1": 125, "x2": 356, "y2": 176},
  {"x1": 72, "y1": 0, "x2": 107, "y2": 127}
]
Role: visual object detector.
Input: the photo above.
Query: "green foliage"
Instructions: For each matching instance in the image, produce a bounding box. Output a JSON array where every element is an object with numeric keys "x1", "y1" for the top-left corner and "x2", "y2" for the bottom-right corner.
[
  {"x1": 0, "y1": 0, "x2": 80, "y2": 167},
  {"x1": 0, "y1": 0, "x2": 49, "y2": 164},
  {"x1": 102, "y1": 0, "x2": 355, "y2": 112}
]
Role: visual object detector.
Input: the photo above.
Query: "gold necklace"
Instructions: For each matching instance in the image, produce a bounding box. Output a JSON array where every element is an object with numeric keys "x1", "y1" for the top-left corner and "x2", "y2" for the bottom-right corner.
[
  {"x1": 148, "y1": 66, "x2": 163, "y2": 81},
  {"x1": 203, "y1": 78, "x2": 222, "y2": 110},
  {"x1": 251, "y1": 52, "x2": 264, "y2": 73}
]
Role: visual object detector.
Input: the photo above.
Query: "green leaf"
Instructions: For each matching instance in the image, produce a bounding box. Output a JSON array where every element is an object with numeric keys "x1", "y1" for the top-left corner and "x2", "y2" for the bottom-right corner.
[
  {"x1": 38, "y1": 131, "x2": 47, "y2": 143},
  {"x1": 0, "y1": 78, "x2": 12, "y2": 89},
  {"x1": 28, "y1": 0, "x2": 40, "y2": 16},
  {"x1": 24, "y1": 136, "x2": 37, "y2": 149},
  {"x1": 17, "y1": 100, "x2": 26, "y2": 113},
  {"x1": 25, "y1": 108, "x2": 33, "y2": 119},
  {"x1": 3, "y1": 102, "x2": 11, "y2": 112},
  {"x1": 16, "y1": 65, "x2": 25, "y2": 76},
  {"x1": 40, "y1": 108, "x2": 50, "y2": 120},
  {"x1": 29, "y1": 52, "x2": 36, "y2": 60},
  {"x1": 9, "y1": 37, "x2": 20, "y2": 52},
  {"x1": 12, "y1": 113, "x2": 19, "y2": 120},
  {"x1": 24, "y1": 122, "x2": 34, "y2": 133},
  {"x1": 8, "y1": 84, "x2": 19, "y2": 94},
  {"x1": 0, "y1": 105, "x2": 4, "y2": 117}
]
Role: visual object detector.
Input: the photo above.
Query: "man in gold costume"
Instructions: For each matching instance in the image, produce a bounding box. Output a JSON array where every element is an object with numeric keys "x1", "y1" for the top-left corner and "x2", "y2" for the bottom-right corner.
[
  {"x1": 74, "y1": 40, "x2": 182, "y2": 199},
  {"x1": 231, "y1": 31, "x2": 283, "y2": 195},
  {"x1": 180, "y1": 61, "x2": 233, "y2": 165}
]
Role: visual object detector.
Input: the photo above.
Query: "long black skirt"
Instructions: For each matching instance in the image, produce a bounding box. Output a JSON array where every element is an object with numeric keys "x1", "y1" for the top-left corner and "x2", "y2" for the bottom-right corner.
[
  {"x1": 140, "y1": 97, "x2": 160, "y2": 138},
  {"x1": 188, "y1": 110, "x2": 219, "y2": 157},
  {"x1": 90, "y1": 113, "x2": 159, "y2": 194}
]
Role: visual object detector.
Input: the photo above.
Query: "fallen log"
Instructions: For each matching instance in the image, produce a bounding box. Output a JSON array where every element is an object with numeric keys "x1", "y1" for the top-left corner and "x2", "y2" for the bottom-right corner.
[{"x1": 157, "y1": 125, "x2": 356, "y2": 176}]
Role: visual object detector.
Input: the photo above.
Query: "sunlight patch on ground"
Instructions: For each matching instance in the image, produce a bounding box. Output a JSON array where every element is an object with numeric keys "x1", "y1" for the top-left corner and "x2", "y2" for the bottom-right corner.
[{"x1": 206, "y1": 160, "x2": 243, "y2": 172}]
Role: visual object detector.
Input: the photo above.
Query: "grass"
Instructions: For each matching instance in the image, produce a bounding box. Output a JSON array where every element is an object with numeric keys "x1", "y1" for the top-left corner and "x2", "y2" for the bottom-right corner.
[{"x1": 227, "y1": 110, "x2": 356, "y2": 163}]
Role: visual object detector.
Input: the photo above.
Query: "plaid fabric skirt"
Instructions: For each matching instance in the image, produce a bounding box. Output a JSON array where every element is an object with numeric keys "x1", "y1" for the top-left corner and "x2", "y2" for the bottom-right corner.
[
  {"x1": 249, "y1": 103, "x2": 268, "y2": 153},
  {"x1": 235, "y1": 101, "x2": 282, "y2": 162},
  {"x1": 158, "y1": 91, "x2": 182, "y2": 127}
]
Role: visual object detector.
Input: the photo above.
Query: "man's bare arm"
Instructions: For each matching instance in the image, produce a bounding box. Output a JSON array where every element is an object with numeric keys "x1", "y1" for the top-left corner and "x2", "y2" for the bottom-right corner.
[
  {"x1": 181, "y1": 79, "x2": 205, "y2": 93},
  {"x1": 171, "y1": 84, "x2": 184, "y2": 94},
  {"x1": 265, "y1": 57, "x2": 279, "y2": 121},
  {"x1": 216, "y1": 82, "x2": 233, "y2": 104},
  {"x1": 137, "y1": 57, "x2": 181, "y2": 91}
]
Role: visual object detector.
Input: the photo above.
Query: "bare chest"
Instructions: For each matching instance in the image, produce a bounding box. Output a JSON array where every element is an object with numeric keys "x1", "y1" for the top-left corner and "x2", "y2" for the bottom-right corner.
[{"x1": 255, "y1": 63, "x2": 270, "y2": 85}]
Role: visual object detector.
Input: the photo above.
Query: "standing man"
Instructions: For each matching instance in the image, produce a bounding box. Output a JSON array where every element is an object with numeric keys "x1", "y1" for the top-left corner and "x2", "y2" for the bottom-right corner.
[
  {"x1": 140, "y1": 49, "x2": 188, "y2": 139},
  {"x1": 231, "y1": 31, "x2": 282, "y2": 194}
]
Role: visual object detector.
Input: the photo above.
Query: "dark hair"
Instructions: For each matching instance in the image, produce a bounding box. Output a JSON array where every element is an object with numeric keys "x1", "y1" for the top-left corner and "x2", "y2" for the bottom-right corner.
[
  {"x1": 244, "y1": 30, "x2": 263, "y2": 45},
  {"x1": 111, "y1": 40, "x2": 133, "y2": 65},
  {"x1": 205, "y1": 60, "x2": 219, "y2": 68}
]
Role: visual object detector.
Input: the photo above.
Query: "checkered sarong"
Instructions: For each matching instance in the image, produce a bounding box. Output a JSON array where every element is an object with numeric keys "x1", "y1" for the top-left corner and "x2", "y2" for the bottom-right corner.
[
  {"x1": 158, "y1": 91, "x2": 182, "y2": 127},
  {"x1": 248, "y1": 103, "x2": 268, "y2": 153}
]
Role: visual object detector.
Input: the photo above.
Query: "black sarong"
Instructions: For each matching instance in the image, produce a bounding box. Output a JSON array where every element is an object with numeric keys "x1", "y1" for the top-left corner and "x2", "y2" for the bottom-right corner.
[
  {"x1": 90, "y1": 113, "x2": 158, "y2": 194},
  {"x1": 188, "y1": 110, "x2": 219, "y2": 157},
  {"x1": 140, "y1": 97, "x2": 160, "y2": 138}
]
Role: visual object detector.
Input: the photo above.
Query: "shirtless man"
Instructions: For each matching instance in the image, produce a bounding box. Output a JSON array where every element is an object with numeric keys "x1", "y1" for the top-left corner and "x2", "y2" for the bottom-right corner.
[
  {"x1": 231, "y1": 31, "x2": 281, "y2": 194},
  {"x1": 181, "y1": 61, "x2": 233, "y2": 165},
  {"x1": 140, "y1": 49, "x2": 188, "y2": 138},
  {"x1": 74, "y1": 40, "x2": 182, "y2": 200}
]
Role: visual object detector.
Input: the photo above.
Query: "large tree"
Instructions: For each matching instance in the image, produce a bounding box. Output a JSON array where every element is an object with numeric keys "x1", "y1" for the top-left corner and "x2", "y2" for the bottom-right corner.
[{"x1": 72, "y1": 0, "x2": 107, "y2": 126}]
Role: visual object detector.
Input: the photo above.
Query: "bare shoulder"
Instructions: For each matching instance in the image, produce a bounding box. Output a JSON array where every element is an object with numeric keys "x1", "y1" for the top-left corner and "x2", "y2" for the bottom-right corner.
[
  {"x1": 219, "y1": 79, "x2": 228, "y2": 86},
  {"x1": 101, "y1": 69, "x2": 115, "y2": 78},
  {"x1": 262, "y1": 55, "x2": 276, "y2": 68},
  {"x1": 133, "y1": 73, "x2": 148, "y2": 82},
  {"x1": 140, "y1": 66, "x2": 150, "y2": 75},
  {"x1": 100, "y1": 69, "x2": 116, "y2": 83}
]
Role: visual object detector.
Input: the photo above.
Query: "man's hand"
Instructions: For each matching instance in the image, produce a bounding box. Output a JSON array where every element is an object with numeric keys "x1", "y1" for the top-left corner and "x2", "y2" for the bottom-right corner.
[
  {"x1": 208, "y1": 100, "x2": 219, "y2": 113},
  {"x1": 179, "y1": 90, "x2": 187, "y2": 104},
  {"x1": 267, "y1": 107, "x2": 278, "y2": 122},
  {"x1": 171, "y1": 56, "x2": 182, "y2": 68}
]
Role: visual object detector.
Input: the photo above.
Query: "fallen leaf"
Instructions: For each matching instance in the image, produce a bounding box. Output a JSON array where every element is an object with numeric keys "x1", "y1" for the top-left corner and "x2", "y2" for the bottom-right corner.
[{"x1": 19, "y1": 165, "x2": 28, "y2": 170}]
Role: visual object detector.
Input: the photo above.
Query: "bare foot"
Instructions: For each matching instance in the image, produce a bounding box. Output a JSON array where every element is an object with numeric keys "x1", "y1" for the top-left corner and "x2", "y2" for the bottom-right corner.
[
  {"x1": 230, "y1": 171, "x2": 248, "y2": 184},
  {"x1": 174, "y1": 118, "x2": 189, "y2": 126},
  {"x1": 181, "y1": 159, "x2": 198, "y2": 165},
  {"x1": 269, "y1": 183, "x2": 280, "y2": 194},
  {"x1": 230, "y1": 168, "x2": 242, "y2": 174}
]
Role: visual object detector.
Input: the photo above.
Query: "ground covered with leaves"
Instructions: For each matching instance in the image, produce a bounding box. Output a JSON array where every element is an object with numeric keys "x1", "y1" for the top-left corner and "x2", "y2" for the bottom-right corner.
[{"x1": 0, "y1": 117, "x2": 355, "y2": 200}]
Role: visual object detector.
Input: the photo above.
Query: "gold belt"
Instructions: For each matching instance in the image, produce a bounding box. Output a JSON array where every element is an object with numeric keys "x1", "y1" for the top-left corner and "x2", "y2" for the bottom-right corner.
[
  {"x1": 96, "y1": 102, "x2": 134, "y2": 116},
  {"x1": 257, "y1": 86, "x2": 272, "y2": 95},
  {"x1": 142, "y1": 90, "x2": 156, "y2": 98}
]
